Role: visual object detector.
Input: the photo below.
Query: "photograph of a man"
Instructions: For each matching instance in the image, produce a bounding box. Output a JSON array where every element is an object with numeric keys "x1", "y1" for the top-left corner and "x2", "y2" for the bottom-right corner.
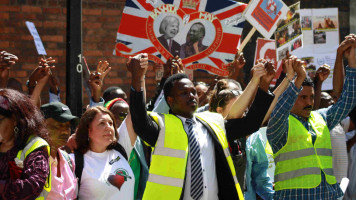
[
  {"x1": 158, "y1": 15, "x2": 181, "y2": 56},
  {"x1": 180, "y1": 22, "x2": 208, "y2": 58}
]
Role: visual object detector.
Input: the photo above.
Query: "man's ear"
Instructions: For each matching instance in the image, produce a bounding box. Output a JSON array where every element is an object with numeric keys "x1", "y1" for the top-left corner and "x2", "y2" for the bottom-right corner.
[{"x1": 166, "y1": 96, "x2": 174, "y2": 108}]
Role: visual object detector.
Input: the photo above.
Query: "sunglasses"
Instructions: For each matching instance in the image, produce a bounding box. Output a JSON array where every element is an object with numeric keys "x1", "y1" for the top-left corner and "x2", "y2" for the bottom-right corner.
[{"x1": 117, "y1": 112, "x2": 128, "y2": 121}]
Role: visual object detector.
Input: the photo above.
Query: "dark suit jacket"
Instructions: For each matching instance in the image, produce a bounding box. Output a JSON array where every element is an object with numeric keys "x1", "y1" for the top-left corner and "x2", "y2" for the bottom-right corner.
[
  {"x1": 158, "y1": 35, "x2": 181, "y2": 56},
  {"x1": 130, "y1": 88, "x2": 243, "y2": 199}
]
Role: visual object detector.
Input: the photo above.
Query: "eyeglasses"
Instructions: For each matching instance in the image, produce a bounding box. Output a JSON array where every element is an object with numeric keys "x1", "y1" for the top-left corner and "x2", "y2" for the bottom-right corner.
[
  {"x1": 216, "y1": 89, "x2": 242, "y2": 108},
  {"x1": 117, "y1": 112, "x2": 128, "y2": 121}
]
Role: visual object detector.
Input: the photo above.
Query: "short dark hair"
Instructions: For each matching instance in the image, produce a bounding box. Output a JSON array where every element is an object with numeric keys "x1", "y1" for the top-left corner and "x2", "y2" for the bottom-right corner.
[
  {"x1": 75, "y1": 106, "x2": 119, "y2": 154},
  {"x1": 103, "y1": 86, "x2": 127, "y2": 102},
  {"x1": 302, "y1": 77, "x2": 314, "y2": 87},
  {"x1": 0, "y1": 89, "x2": 49, "y2": 149},
  {"x1": 163, "y1": 73, "x2": 189, "y2": 103}
]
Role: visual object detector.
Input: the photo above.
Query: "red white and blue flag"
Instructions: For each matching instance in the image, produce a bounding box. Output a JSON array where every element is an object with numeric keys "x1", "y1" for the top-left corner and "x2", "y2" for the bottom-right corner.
[{"x1": 115, "y1": 0, "x2": 247, "y2": 76}]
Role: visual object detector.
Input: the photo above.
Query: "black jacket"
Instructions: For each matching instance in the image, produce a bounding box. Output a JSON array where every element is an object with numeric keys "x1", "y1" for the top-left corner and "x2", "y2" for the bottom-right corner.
[{"x1": 158, "y1": 35, "x2": 181, "y2": 56}]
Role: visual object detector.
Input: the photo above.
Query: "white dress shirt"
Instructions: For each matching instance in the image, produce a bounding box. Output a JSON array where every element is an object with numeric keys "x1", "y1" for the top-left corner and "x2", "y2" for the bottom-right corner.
[{"x1": 177, "y1": 115, "x2": 219, "y2": 200}]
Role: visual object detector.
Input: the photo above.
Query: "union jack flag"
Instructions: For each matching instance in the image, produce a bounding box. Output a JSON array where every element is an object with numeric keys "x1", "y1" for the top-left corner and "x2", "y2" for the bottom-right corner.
[{"x1": 115, "y1": 0, "x2": 247, "y2": 76}]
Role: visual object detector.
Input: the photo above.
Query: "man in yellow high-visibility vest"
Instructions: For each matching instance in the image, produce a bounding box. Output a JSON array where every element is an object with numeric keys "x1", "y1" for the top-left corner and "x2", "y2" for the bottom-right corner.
[
  {"x1": 267, "y1": 37, "x2": 356, "y2": 200},
  {"x1": 128, "y1": 53, "x2": 251, "y2": 200}
]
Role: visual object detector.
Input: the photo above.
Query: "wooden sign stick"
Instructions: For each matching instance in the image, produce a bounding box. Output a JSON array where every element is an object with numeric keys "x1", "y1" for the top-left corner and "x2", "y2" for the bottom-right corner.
[{"x1": 238, "y1": 27, "x2": 256, "y2": 53}]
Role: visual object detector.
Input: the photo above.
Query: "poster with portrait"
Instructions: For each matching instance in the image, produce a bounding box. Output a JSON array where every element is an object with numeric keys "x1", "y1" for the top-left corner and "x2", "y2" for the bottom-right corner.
[
  {"x1": 115, "y1": 0, "x2": 247, "y2": 76},
  {"x1": 275, "y1": 2, "x2": 302, "y2": 61},
  {"x1": 243, "y1": 0, "x2": 289, "y2": 39},
  {"x1": 254, "y1": 38, "x2": 282, "y2": 86},
  {"x1": 292, "y1": 8, "x2": 339, "y2": 90}
]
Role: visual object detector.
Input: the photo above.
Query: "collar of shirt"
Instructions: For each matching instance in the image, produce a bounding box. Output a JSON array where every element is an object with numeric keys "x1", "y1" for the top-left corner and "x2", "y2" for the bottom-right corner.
[
  {"x1": 290, "y1": 113, "x2": 310, "y2": 122},
  {"x1": 176, "y1": 115, "x2": 197, "y2": 126}
]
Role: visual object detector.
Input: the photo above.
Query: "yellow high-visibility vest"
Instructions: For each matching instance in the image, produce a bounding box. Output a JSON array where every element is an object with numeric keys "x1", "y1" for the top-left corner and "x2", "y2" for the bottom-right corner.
[
  {"x1": 274, "y1": 111, "x2": 336, "y2": 191},
  {"x1": 265, "y1": 140, "x2": 273, "y2": 156},
  {"x1": 143, "y1": 111, "x2": 244, "y2": 200},
  {"x1": 16, "y1": 136, "x2": 51, "y2": 200}
]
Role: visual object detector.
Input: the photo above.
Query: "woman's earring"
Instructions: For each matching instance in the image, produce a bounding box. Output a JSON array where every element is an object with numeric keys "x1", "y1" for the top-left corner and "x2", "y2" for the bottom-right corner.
[{"x1": 14, "y1": 126, "x2": 19, "y2": 138}]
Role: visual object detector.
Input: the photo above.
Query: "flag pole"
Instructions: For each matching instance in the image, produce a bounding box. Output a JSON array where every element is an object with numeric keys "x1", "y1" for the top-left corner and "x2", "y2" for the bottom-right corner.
[{"x1": 238, "y1": 27, "x2": 256, "y2": 53}]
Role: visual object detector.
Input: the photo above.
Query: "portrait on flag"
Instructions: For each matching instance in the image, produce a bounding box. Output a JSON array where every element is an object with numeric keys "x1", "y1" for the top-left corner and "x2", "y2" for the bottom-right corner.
[
  {"x1": 157, "y1": 15, "x2": 181, "y2": 56},
  {"x1": 115, "y1": 0, "x2": 247, "y2": 76}
]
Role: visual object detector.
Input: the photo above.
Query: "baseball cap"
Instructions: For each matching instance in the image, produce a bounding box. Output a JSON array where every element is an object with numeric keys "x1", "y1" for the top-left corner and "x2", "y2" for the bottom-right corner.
[{"x1": 40, "y1": 102, "x2": 78, "y2": 123}]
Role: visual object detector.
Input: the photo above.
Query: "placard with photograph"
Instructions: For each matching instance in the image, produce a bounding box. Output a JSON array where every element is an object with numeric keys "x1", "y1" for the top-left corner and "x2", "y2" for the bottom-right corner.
[
  {"x1": 292, "y1": 7, "x2": 339, "y2": 90},
  {"x1": 243, "y1": 0, "x2": 289, "y2": 39},
  {"x1": 275, "y1": 2, "x2": 302, "y2": 61}
]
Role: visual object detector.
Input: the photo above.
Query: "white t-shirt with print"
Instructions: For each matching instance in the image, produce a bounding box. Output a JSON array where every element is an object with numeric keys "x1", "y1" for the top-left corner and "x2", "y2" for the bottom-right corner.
[{"x1": 75, "y1": 150, "x2": 135, "y2": 200}]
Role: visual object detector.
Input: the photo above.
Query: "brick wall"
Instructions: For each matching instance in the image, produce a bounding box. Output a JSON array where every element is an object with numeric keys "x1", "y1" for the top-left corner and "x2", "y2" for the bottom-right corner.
[
  {"x1": 0, "y1": 0, "x2": 351, "y2": 107},
  {"x1": 0, "y1": 0, "x2": 133, "y2": 106}
]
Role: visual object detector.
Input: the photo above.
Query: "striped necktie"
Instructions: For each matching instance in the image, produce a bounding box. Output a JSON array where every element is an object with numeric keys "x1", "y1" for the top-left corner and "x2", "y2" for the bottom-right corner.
[{"x1": 185, "y1": 118, "x2": 203, "y2": 200}]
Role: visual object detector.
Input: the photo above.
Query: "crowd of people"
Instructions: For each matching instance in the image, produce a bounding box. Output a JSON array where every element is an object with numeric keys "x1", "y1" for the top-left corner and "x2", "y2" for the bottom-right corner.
[{"x1": 1, "y1": 33, "x2": 356, "y2": 200}]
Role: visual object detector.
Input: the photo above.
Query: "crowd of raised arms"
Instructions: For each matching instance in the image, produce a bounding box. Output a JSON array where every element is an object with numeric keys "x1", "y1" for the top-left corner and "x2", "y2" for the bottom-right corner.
[{"x1": 1, "y1": 34, "x2": 356, "y2": 200}]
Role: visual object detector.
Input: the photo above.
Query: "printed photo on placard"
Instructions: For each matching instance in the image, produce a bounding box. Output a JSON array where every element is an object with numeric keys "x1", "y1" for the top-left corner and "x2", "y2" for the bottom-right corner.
[
  {"x1": 301, "y1": 16, "x2": 312, "y2": 30},
  {"x1": 275, "y1": 2, "x2": 302, "y2": 61},
  {"x1": 277, "y1": 47, "x2": 288, "y2": 61},
  {"x1": 313, "y1": 15, "x2": 338, "y2": 31},
  {"x1": 243, "y1": 0, "x2": 289, "y2": 39},
  {"x1": 314, "y1": 30, "x2": 326, "y2": 44},
  {"x1": 300, "y1": 56, "x2": 316, "y2": 79}
]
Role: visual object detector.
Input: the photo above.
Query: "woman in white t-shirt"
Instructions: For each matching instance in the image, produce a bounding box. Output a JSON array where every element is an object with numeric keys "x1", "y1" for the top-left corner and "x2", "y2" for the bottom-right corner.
[{"x1": 74, "y1": 106, "x2": 134, "y2": 200}]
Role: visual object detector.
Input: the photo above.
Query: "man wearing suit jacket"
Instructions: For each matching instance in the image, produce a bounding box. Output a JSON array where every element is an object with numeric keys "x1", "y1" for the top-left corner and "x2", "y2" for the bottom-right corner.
[
  {"x1": 128, "y1": 53, "x2": 273, "y2": 199},
  {"x1": 158, "y1": 15, "x2": 181, "y2": 56}
]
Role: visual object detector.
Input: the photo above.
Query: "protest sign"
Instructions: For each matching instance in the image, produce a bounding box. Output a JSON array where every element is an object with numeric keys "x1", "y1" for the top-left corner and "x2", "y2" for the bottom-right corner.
[
  {"x1": 25, "y1": 21, "x2": 47, "y2": 55},
  {"x1": 243, "y1": 0, "x2": 289, "y2": 39},
  {"x1": 115, "y1": 0, "x2": 247, "y2": 76},
  {"x1": 275, "y1": 2, "x2": 302, "y2": 61},
  {"x1": 254, "y1": 38, "x2": 282, "y2": 86},
  {"x1": 292, "y1": 8, "x2": 339, "y2": 90}
]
